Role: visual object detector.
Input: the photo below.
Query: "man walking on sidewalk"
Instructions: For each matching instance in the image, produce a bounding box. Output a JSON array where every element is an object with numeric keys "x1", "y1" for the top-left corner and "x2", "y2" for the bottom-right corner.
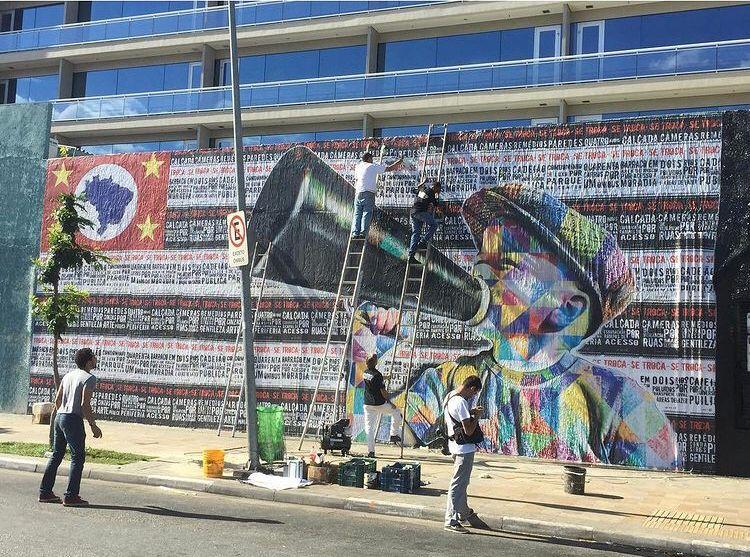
[
  {"x1": 444, "y1": 375, "x2": 483, "y2": 533},
  {"x1": 408, "y1": 180, "x2": 445, "y2": 263},
  {"x1": 39, "y1": 347, "x2": 103, "y2": 506},
  {"x1": 362, "y1": 354, "x2": 402, "y2": 458},
  {"x1": 351, "y1": 144, "x2": 403, "y2": 239}
]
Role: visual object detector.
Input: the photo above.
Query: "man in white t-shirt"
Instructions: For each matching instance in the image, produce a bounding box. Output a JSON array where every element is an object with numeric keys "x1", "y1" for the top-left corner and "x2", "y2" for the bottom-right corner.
[
  {"x1": 443, "y1": 375, "x2": 483, "y2": 533},
  {"x1": 351, "y1": 145, "x2": 403, "y2": 238}
]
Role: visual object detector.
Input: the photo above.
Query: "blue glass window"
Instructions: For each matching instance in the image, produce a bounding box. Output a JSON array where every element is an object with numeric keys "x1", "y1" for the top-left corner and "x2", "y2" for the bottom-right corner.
[
  {"x1": 82, "y1": 1, "x2": 200, "y2": 22},
  {"x1": 265, "y1": 50, "x2": 319, "y2": 82},
  {"x1": 500, "y1": 28, "x2": 534, "y2": 62},
  {"x1": 18, "y1": 4, "x2": 64, "y2": 29},
  {"x1": 319, "y1": 45, "x2": 366, "y2": 77},
  {"x1": 73, "y1": 63, "x2": 190, "y2": 97},
  {"x1": 13, "y1": 74, "x2": 59, "y2": 103},
  {"x1": 223, "y1": 45, "x2": 366, "y2": 85},
  {"x1": 601, "y1": 17, "x2": 640, "y2": 52},
  {"x1": 379, "y1": 38, "x2": 437, "y2": 71},
  {"x1": 81, "y1": 139, "x2": 197, "y2": 154},
  {"x1": 436, "y1": 31, "x2": 500, "y2": 66},
  {"x1": 597, "y1": 4, "x2": 750, "y2": 54}
]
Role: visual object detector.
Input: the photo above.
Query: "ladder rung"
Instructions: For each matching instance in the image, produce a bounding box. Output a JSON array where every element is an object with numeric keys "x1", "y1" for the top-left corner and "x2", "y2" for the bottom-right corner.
[{"x1": 348, "y1": 251, "x2": 364, "y2": 255}]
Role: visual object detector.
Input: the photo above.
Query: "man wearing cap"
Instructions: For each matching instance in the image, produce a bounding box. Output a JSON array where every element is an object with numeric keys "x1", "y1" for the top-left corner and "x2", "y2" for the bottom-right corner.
[
  {"x1": 351, "y1": 143, "x2": 404, "y2": 239},
  {"x1": 350, "y1": 183, "x2": 681, "y2": 470},
  {"x1": 408, "y1": 180, "x2": 446, "y2": 263}
]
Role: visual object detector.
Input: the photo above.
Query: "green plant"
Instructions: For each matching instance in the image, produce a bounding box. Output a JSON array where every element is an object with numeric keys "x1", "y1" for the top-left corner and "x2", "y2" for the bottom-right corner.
[{"x1": 32, "y1": 193, "x2": 110, "y2": 389}]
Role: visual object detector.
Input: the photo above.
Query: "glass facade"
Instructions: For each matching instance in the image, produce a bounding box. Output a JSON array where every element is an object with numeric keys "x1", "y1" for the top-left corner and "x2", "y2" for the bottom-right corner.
[
  {"x1": 72, "y1": 63, "x2": 193, "y2": 97},
  {"x1": 572, "y1": 4, "x2": 750, "y2": 54},
  {"x1": 78, "y1": 2, "x2": 205, "y2": 22},
  {"x1": 219, "y1": 45, "x2": 366, "y2": 86},
  {"x1": 213, "y1": 129, "x2": 361, "y2": 148},
  {"x1": 17, "y1": 4, "x2": 64, "y2": 30},
  {"x1": 81, "y1": 139, "x2": 197, "y2": 155},
  {"x1": 0, "y1": 74, "x2": 58, "y2": 104},
  {"x1": 571, "y1": 104, "x2": 750, "y2": 122},
  {"x1": 378, "y1": 26, "x2": 550, "y2": 72}
]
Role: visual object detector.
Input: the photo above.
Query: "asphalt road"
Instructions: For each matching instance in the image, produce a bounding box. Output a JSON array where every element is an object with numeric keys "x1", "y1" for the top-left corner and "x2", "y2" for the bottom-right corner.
[{"x1": 0, "y1": 469, "x2": 674, "y2": 557}]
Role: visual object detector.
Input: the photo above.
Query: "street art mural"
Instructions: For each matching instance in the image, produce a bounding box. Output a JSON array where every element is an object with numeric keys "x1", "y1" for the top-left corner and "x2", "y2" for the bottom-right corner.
[{"x1": 30, "y1": 115, "x2": 720, "y2": 472}]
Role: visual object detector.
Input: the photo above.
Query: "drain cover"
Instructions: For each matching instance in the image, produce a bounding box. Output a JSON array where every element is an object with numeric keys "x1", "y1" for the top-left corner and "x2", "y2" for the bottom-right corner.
[{"x1": 644, "y1": 510, "x2": 748, "y2": 540}]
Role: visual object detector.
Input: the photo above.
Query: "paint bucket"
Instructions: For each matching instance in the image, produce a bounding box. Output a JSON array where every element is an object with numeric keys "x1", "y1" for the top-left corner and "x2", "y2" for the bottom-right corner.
[
  {"x1": 202, "y1": 449, "x2": 225, "y2": 478},
  {"x1": 284, "y1": 457, "x2": 305, "y2": 479},
  {"x1": 562, "y1": 465, "x2": 586, "y2": 495}
]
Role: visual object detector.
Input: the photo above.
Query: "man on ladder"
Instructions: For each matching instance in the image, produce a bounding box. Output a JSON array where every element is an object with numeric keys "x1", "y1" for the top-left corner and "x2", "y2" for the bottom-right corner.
[
  {"x1": 407, "y1": 179, "x2": 445, "y2": 264},
  {"x1": 351, "y1": 142, "x2": 404, "y2": 239}
]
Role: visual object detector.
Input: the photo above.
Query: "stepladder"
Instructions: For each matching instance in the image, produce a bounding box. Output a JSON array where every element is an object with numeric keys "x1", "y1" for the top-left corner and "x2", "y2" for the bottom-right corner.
[
  {"x1": 297, "y1": 233, "x2": 369, "y2": 450},
  {"x1": 217, "y1": 240, "x2": 272, "y2": 437}
]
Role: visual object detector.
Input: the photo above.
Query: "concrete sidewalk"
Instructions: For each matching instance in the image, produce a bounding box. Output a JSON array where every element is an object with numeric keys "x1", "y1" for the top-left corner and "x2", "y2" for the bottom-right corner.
[{"x1": 1, "y1": 412, "x2": 748, "y2": 557}]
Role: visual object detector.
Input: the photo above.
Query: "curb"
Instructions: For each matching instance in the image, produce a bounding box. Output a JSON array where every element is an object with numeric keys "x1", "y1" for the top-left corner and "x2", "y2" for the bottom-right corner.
[{"x1": 2, "y1": 456, "x2": 747, "y2": 557}]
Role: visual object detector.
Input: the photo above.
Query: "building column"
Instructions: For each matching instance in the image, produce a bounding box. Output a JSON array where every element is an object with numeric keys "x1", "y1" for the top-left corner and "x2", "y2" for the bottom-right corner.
[
  {"x1": 561, "y1": 4, "x2": 571, "y2": 56},
  {"x1": 58, "y1": 59, "x2": 73, "y2": 99},
  {"x1": 362, "y1": 114, "x2": 375, "y2": 139},
  {"x1": 201, "y1": 45, "x2": 217, "y2": 88},
  {"x1": 365, "y1": 27, "x2": 380, "y2": 74},
  {"x1": 197, "y1": 125, "x2": 211, "y2": 149},
  {"x1": 558, "y1": 99, "x2": 568, "y2": 124},
  {"x1": 63, "y1": 1, "x2": 79, "y2": 24}
]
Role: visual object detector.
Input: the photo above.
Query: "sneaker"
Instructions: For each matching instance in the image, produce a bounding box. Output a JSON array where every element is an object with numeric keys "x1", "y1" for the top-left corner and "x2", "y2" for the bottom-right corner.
[
  {"x1": 458, "y1": 508, "x2": 476, "y2": 524},
  {"x1": 38, "y1": 492, "x2": 62, "y2": 504},
  {"x1": 367, "y1": 452, "x2": 375, "y2": 459},
  {"x1": 444, "y1": 521, "x2": 469, "y2": 534},
  {"x1": 408, "y1": 255, "x2": 420, "y2": 265},
  {"x1": 389, "y1": 435, "x2": 402, "y2": 445},
  {"x1": 63, "y1": 495, "x2": 89, "y2": 507}
]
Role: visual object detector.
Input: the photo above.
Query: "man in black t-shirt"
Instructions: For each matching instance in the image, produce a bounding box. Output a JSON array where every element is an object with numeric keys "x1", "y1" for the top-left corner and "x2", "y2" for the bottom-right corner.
[
  {"x1": 408, "y1": 180, "x2": 446, "y2": 263},
  {"x1": 362, "y1": 354, "x2": 402, "y2": 458}
]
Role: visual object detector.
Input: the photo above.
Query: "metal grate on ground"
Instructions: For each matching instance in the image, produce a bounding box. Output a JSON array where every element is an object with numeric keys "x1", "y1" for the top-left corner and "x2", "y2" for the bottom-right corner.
[{"x1": 644, "y1": 510, "x2": 749, "y2": 540}]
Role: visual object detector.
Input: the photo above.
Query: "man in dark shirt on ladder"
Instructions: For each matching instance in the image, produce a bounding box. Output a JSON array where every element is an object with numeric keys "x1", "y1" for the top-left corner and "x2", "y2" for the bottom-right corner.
[
  {"x1": 408, "y1": 180, "x2": 445, "y2": 264},
  {"x1": 362, "y1": 354, "x2": 402, "y2": 458}
]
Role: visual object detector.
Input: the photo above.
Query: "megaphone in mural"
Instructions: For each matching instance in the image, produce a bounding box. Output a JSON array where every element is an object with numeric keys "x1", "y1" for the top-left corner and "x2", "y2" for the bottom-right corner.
[{"x1": 246, "y1": 145, "x2": 488, "y2": 324}]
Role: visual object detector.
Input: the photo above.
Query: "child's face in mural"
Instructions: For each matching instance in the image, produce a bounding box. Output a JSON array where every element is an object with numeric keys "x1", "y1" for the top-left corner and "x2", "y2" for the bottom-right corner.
[{"x1": 472, "y1": 217, "x2": 591, "y2": 369}]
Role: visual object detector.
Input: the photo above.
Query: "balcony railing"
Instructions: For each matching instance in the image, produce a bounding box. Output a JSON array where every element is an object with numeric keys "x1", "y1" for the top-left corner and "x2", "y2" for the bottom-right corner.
[
  {"x1": 0, "y1": 0, "x2": 449, "y2": 53},
  {"x1": 51, "y1": 39, "x2": 750, "y2": 122}
]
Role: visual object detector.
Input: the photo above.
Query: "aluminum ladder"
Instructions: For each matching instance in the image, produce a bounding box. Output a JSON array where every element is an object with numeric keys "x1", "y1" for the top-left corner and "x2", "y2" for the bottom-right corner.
[
  {"x1": 297, "y1": 233, "x2": 368, "y2": 449},
  {"x1": 217, "y1": 240, "x2": 272, "y2": 437},
  {"x1": 376, "y1": 124, "x2": 449, "y2": 453}
]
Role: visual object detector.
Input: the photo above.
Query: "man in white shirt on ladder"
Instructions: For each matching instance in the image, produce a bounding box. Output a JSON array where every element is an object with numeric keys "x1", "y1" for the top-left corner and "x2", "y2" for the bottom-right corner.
[
  {"x1": 443, "y1": 375, "x2": 484, "y2": 533},
  {"x1": 351, "y1": 143, "x2": 403, "y2": 239}
]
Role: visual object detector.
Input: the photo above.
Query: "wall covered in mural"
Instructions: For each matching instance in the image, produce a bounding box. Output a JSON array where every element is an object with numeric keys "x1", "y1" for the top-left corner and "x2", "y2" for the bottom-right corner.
[{"x1": 29, "y1": 115, "x2": 720, "y2": 472}]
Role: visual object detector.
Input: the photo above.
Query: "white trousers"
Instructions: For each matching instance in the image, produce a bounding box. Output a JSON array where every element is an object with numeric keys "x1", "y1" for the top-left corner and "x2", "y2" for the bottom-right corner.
[{"x1": 363, "y1": 403, "x2": 403, "y2": 453}]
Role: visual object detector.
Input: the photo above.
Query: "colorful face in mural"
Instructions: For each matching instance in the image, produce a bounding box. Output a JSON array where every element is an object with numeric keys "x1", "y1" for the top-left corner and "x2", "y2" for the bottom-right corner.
[{"x1": 471, "y1": 217, "x2": 590, "y2": 370}]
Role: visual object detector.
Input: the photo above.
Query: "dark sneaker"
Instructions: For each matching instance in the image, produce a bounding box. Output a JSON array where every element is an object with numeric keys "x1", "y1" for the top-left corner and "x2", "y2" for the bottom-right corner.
[
  {"x1": 38, "y1": 492, "x2": 62, "y2": 504},
  {"x1": 408, "y1": 255, "x2": 420, "y2": 265},
  {"x1": 389, "y1": 435, "x2": 402, "y2": 445},
  {"x1": 444, "y1": 521, "x2": 469, "y2": 534},
  {"x1": 458, "y1": 508, "x2": 475, "y2": 523},
  {"x1": 367, "y1": 452, "x2": 375, "y2": 459},
  {"x1": 63, "y1": 495, "x2": 89, "y2": 507}
]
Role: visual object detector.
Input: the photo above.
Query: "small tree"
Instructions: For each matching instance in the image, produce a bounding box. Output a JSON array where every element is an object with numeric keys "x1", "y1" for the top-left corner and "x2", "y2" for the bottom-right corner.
[{"x1": 32, "y1": 193, "x2": 110, "y2": 390}]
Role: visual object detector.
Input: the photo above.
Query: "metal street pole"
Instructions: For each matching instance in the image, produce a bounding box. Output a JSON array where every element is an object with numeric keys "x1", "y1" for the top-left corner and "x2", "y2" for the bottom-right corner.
[{"x1": 228, "y1": 0, "x2": 259, "y2": 470}]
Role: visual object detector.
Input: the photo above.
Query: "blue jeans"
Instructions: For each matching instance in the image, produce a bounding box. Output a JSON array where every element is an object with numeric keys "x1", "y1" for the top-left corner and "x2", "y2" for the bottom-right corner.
[
  {"x1": 352, "y1": 191, "x2": 376, "y2": 236},
  {"x1": 409, "y1": 211, "x2": 438, "y2": 255},
  {"x1": 40, "y1": 413, "x2": 86, "y2": 498}
]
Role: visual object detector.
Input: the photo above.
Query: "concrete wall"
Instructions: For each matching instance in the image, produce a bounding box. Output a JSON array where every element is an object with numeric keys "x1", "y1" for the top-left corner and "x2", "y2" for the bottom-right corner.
[{"x1": 0, "y1": 103, "x2": 51, "y2": 412}]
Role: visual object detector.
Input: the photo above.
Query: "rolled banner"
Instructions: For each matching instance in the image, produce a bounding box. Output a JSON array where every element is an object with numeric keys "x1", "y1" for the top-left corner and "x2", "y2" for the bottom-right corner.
[{"x1": 246, "y1": 145, "x2": 488, "y2": 324}]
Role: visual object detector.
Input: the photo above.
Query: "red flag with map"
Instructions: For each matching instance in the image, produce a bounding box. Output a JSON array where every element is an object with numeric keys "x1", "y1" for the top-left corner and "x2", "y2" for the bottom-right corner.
[{"x1": 41, "y1": 153, "x2": 170, "y2": 252}]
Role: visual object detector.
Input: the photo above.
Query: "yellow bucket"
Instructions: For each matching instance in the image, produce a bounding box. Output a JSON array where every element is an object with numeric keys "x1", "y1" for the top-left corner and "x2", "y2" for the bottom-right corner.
[{"x1": 202, "y1": 449, "x2": 225, "y2": 478}]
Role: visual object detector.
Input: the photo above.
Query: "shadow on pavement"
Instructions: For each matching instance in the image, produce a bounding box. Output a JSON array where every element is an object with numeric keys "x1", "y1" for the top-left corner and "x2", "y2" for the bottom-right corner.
[
  {"x1": 88, "y1": 504, "x2": 283, "y2": 525},
  {"x1": 465, "y1": 529, "x2": 661, "y2": 556}
]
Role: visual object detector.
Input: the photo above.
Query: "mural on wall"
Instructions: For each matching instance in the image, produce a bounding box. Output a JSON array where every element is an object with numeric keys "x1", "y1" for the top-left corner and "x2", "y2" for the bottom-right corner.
[{"x1": 29, "y1": 115, "x2": 720, "y2": 472}]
